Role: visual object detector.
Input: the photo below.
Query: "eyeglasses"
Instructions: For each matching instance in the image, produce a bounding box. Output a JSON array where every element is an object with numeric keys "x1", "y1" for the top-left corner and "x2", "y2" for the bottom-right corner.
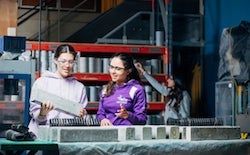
[
  {"x1": 57, "y1": 59, "x2": 75, "y2": 65},
  {"x1": 109, "y1": 65, "x2": 126, "y2": 71}
]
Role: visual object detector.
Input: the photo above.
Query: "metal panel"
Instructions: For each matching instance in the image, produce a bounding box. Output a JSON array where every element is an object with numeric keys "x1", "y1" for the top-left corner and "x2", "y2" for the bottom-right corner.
[
  {"x1": 0, "y1": 60, "x2": 36, "y2": 84},
  {"x1": 215, "y1": 81, "x2": 235, "y2": 125}
]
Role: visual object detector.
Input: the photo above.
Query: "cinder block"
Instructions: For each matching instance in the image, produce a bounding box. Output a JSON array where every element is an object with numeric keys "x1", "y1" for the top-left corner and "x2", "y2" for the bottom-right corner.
[
  {"x1": 183, "y1": 126, "x2": 241, "y2": 141},
  {"x1": 38, "y1": 126, "x2": 136, "y2": 142},
  {"x1": 165, "y1": 125, "x2": 180, "y2": 139},
  {"x1": 150, "y1": 125, "x2": 166, "y2": 139},
  {"x1": 57, "y1": 126, "x2": 118, "y2": 142},
  {"x1": 134, "y1": 125, "x2": 152, "y2": 140},
  {"x1": 179, "y1": 126, "x2": 185, "y2": 139},
  {"x1": 39, "y1": 125, "x2": 185, "y2": 142},
  {"x1": 49, "y1": 127, "x2": 59, "y2": 142},
  {"x1": 38, "y1": 126, "x2": 61, "y2": 142},
  {"x1": 117, "y1": 126, "x2": 135, "y2": 141},
  {"x1": 37, "y1": 125, "x2": 50, "y2": 141}
]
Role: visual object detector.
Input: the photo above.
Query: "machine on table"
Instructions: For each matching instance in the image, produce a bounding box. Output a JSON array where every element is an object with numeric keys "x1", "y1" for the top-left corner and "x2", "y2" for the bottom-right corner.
[
  {"x1": 216, "y1": 21, "x2": 250, "y2": 136},
  {"x1": 0, "y1": 36, "x2": 35, "y2": 136},
  {"x1": 215, "y1": 80, "x2": 250, "y2": 135}
]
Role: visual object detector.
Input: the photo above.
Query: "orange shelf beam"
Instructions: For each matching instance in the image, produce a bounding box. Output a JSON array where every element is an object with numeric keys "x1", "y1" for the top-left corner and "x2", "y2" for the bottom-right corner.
[
  {"x1": 0, "y1": 101, "x2": 24, "y2": 110},
  {"x1": 36, "y1": 73, "x2": 167, "y2": 83},
  {"x1": 72, "y1": 73, "x2": 111, "y2": 82},
  {"x1": 72, "y1": 73, "x2": 167, "y2": 82},
  {"x1": 26, "y1": 41, "x2": 166, "y2": 54},
  {"x1": 86, "y1": 102, "x2": 165, "y2": 111},
  {"x1": 146, "y1": 102, "x2": 165, "y2": 111}
]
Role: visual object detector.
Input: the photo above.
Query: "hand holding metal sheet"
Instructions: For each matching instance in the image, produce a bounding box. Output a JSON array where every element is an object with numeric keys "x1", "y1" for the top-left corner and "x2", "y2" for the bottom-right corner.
[
  {"x1": 31, "y1": 88, "x2": 83, "y2": 116},
  {"x1": 39, "y1": 101, "x2": 55, "y2": 116}
]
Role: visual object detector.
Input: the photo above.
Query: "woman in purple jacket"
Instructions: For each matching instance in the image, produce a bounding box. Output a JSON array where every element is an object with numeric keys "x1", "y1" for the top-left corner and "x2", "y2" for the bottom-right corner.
[
  {"x1": 97, "y1": 53, "x2": 147, "y2": 126},
  {"x1": 28, "y1": 44, "x2": 88, "y2": 136}
]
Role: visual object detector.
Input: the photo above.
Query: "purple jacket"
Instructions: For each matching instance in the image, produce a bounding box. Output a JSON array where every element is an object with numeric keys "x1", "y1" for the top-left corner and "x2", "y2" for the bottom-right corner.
[
  {"x1": 97, "y1": 79, "x2": 147, "y2": 125},
  {"x1": 28, "y1": 71, "x2": 88, "y2": 136}
]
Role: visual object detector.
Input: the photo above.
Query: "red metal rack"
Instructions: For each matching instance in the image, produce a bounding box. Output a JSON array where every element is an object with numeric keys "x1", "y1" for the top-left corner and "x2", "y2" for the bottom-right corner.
[
  {"x1": 86, "y1": 102, "x2": 165, "y2": 113},
  {"x1": 26, "y1": 41, "x2": 166, "y2": 54},
  {"x1": 72, "y1": 73, "x2": 166, "y2": 82}
]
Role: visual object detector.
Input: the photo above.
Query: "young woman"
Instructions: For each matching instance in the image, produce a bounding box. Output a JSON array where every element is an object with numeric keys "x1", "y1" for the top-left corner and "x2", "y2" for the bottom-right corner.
[
  {"x1": 135, "y1": 62, "x2": 191, "y2": 123},
  {"x1": 28, "y1": 44, "x2": 88, "y2": 136},
  {"x1": 96, "y1": 53, "x2": 147, "y2": 126}
]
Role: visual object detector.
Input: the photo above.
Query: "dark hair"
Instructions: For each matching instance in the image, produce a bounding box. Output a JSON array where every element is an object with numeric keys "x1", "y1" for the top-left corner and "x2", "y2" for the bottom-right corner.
[
  {"x1": 104, "y1": 53, "x2": 141, "y2": 97},
  {"x1": 54, "y1": 44, "x2": 77, "y2": 60},
  {"x1": 166, "y1": 77, "x2": 187, "y2": 112},
  {"x1": 173, "y1": 77, "x2": 187, "y2": 91}
]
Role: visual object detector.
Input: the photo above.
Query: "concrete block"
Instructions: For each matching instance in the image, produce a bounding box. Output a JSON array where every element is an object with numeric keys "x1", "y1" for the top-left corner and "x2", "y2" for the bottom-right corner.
[
  {"x1": 134, "y1": 125, "x2": 152, "y2": 140},
  {"x1": 117, "y1": 126, "x2": 135, "y2": 141},
  {"x1": 183, "y1": 126, "x2": 241, "y2": 141},
  {"x1": 150, "y1": 125, "x2": 166, "y2": 139},
  {"x1": 38, "y1": 126, "x2": 136, "y2": 142},
  {"x1": 179, "y1": 126, "x2": 185, "y2": 139},
  {"x1": 57, "y1": 126, "x2": 118, "y2": 142},
  {"x1": 38, "y1": 125, "x2": 59, "y2": 142},
  {"x1": 37, "y1": 125, "x2": 50, "y2": 141},
  {"x1": 49, "y1": 127, "x2": 59, "y2": 142},
  {"x1": 166, "y1": 125, "x2": 180, "y2": 139},
  {"x1": 181, "y1": 127, "x2": 187, "y2": 139}
]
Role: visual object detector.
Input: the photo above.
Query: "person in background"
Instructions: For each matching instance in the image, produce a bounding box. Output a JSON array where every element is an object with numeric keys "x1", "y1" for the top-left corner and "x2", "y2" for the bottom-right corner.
[
  {"x1": 135, "y1": 62, "x2": 191, "y2": 124},
  {"x1": 96, "y1": 53, "x2": 147, "y2": 126},
  {"x1": 28, "y1": 44, "x2": 88, "y2": 136}
]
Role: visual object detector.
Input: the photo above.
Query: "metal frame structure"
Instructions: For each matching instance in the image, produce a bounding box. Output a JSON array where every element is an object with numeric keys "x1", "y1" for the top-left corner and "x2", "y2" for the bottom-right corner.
[{"x1": 0, "y1": 73, "x2": 32, "y2": 125}]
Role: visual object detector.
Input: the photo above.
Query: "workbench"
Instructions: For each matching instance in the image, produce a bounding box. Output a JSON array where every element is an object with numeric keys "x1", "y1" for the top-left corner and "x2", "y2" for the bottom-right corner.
[
  {"x1": 58, "y1": 139, "x2": 250, "y2": 155},
  {"x1": 1, "y1": 138, "x2": 250, "y2": 155}
]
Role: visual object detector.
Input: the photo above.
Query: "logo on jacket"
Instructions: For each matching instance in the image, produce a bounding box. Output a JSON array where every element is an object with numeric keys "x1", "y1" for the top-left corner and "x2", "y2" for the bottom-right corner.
[{"x1": 116, "y1": 95, "x2": 128, "y2": 104}]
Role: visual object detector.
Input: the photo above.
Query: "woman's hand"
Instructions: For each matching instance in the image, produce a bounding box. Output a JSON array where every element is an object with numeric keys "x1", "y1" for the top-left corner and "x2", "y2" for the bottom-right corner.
[
  {"x1": 39, "y1": 101, "x2": 54, "y2": 116},
  {"x1": 115, "y1": 104, "x2": 129, "y2": 119},
  {"x1": 135, "y1": 62, "x2": 145, "y2": 75},
  {"x1": 79, "y1": 109, "x2": 86, "y2": 118},
  {"x1": 100, "y1": 118, "x2": 113, "y2": 126}
]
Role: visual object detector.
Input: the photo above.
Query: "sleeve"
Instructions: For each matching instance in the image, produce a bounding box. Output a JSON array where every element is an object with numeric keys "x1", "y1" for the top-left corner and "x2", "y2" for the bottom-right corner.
[
  {"x1": 144, "y1": 72, "x2": 170, "y2": 96},
  {"x1": 79, "y1": 85, "x2": 88, "y2": 115},
  {"x1": 79, "y1": 86, "x2": 88, "y2": 107},
  {"x1": 29, "y1": 80, "x2": 47, "y2": 123},
  {"x1": 127, "y1": 87, "x2": 147, "y2": 125},
  {"x1": 179, "y1": 91, "x2": 191, "y2": 118}
]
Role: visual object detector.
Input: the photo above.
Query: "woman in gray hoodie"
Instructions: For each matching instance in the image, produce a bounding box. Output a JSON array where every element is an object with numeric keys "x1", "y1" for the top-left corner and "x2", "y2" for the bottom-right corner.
[{"x1": 136, "y1": 62, "x2": 191, "y2": 124}]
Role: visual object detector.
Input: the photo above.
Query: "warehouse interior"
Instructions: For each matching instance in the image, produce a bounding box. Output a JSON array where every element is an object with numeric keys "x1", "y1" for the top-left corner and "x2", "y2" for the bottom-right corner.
[
  {"x1": 0, "y1": 0, "x2": 250, "y2": 154},
  {"x1": 11, "y1": 0, "x2": 250, "y2": 119}
]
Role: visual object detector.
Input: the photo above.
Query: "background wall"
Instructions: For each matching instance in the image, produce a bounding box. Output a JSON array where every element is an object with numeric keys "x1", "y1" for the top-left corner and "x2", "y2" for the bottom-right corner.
[
  {"x1": 204, "y1": 0, "x2": 250, "y2": 117},
  {"x1": 0, "y1": 0, "x2": 17, "y2": 36},
  {"x1": 18, "y1": 10, "x2": 99, "y2": 41}
]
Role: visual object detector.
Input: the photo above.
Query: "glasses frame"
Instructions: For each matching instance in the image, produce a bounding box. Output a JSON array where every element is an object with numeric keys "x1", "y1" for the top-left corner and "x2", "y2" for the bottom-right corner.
[
  {"x1": 109, "y1": 64, "x2": 126, "y2": 72},
  {"x1": 57, "y1": 59, "x2": 75, "y2": 65}
]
